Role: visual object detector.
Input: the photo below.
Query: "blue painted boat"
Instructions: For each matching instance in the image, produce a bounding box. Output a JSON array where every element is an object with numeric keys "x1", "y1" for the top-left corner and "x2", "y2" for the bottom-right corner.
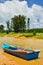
[{"x1": 2, "y1": 43, "x2": 40, "y2": 60}]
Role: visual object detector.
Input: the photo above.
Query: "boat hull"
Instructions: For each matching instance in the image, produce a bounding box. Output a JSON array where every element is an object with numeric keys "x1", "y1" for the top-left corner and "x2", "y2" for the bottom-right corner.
[{"x1": 3, "y1": 48, "x2": 40, "y2": 60}]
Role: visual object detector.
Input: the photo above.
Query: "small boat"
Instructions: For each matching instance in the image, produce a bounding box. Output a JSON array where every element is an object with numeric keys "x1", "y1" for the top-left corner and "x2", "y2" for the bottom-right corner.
[{"x1": 2, "y1": 43, "x2": 40, "y2": 60}]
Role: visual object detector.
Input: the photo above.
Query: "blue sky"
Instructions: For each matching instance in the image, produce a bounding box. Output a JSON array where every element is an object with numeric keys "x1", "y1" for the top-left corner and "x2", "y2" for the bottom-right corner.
[
  {"x1": 0, "y1": 0, "x2": 43, "y2": 29},
  {"x1": 27, "y1": 0, "x2": 43, "y2": 7},
  {"x1": 0, "y1": 0, "x2": 43, "y2": 7},
  {"x1": 19, "y1": 0, "x2": 43, "y2": 7}
]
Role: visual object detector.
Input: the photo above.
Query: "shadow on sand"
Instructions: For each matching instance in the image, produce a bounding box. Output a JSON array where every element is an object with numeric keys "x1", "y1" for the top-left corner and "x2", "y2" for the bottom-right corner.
[{"x1": 3, "y1": 51, "x2": 40, "y2": 61}]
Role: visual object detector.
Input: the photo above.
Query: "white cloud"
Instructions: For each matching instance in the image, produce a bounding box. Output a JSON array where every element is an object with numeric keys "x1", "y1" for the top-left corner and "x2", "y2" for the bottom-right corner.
[{"x1": 0, "y1": 0, "x2": 43, "y2": 29}]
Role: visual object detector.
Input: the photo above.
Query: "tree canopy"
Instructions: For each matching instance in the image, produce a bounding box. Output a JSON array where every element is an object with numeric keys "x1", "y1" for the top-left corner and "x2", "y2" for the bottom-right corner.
[
  {"x1": 11, "y1": 15, "x2": 26, "y2": 32},
  {"x1": 6, "y1": 20, "x2": 10, "y2": 30},
  {"x1": 27, "y1": 18, "x2": 30, "y2": 29},
  {"x1": 0, "y1": 25, "x2": 4, "y2": 32}
]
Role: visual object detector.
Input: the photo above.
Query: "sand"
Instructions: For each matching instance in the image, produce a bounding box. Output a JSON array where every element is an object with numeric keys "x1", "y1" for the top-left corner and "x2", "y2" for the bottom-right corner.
[{"x1": 0, "y1": 36, "x2": 43, "y2": 65}]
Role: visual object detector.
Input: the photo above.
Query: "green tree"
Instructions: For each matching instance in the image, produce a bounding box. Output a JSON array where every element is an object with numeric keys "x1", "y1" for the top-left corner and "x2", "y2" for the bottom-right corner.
[
  {"x1": 11, "y1": 15, "x2": 26, "y2": 32},
  {"x1": 0, "y1": 25, "x2": 4, "y2": 32},
  {"x1": 6, "y1": 20, "x2": 10, "y2": 30},
  {"x1": 27, "y1": 18, "x2": 30, "y2": 29},
  {"x1": 6, "y1": 20, "x2": 10, "y2": 33}
]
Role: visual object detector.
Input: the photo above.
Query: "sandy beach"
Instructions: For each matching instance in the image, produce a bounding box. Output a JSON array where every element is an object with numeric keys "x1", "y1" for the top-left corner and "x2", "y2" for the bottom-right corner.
[{"x1": 0, "y1": 36, "x2": 43, "y2": 65}]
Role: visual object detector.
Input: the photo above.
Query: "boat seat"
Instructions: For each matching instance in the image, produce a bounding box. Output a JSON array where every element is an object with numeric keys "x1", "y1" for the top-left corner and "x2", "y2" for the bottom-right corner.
[{"x1": 9, "y1": 47, "x2": 18, "y2": 50}]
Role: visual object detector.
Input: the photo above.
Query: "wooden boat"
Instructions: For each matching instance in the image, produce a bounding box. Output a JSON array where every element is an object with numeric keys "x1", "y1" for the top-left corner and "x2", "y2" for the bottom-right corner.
[{"x1": 2, "y1": 43, "x2": 40, "y2": 60}]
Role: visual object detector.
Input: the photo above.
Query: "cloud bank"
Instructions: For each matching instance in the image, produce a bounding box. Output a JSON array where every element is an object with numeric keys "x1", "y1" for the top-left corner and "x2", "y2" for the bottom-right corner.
[{"x1": 0, "y1": 0, "x2": 43, "y2": 29}]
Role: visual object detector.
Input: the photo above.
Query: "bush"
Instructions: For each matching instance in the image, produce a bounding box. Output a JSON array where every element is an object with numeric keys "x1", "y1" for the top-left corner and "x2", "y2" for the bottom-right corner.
[
  {"x1": 22, "y1": 33, "x2": 33, "y2": 37},
  {"x1": 33, "y1": 31, "x2": 36, "y2": 36}
]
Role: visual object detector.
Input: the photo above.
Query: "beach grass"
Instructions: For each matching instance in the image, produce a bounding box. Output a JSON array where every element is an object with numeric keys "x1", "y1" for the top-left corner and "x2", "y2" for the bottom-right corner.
[
  {"x1": 0, "y1": 33, "x2": 6, "y2": 37},
  {"x1": 36, "y1": 33, "x2": 43, "y2": 39},
  {"x1": 18, "y1": 33, "x2": 33, "y2": 37},
  {"x1": 0, "y1": 32, "x2": 43, "y2": 39}
]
